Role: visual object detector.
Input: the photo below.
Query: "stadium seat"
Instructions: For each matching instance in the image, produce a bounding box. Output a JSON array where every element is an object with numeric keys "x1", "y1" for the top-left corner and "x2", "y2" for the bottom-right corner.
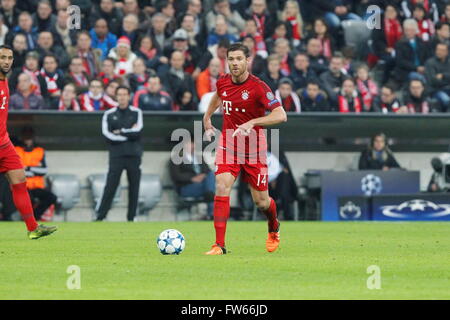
[
  {"x1": 47, "y1": 174, "x2": 81, "y2": 221},
  {"x1": 87, "y1": 173, "x2": 122, "y2": 211},
  {"x1": 341, "y1": 20, "x2": 372, "y2": 50},
  {"x1": 176, "y1": 195, "x2": 205, "y2": 221},
  {"x1": 138, "y1": 174, "x2": 162, "y2": 216}
]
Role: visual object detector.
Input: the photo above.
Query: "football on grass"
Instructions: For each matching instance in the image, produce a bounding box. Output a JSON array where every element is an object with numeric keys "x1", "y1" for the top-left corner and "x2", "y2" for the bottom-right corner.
[{"x1": 157, "y1": 229, "x2": 185, "y2": 255}]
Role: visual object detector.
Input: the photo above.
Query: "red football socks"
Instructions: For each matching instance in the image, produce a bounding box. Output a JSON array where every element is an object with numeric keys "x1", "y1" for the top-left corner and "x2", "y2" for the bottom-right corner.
[
  {"x1": 213, "y1": 196, "x2": 230, "y2": 248},
  {"x1": 10, "y1": 182, "x2": 38, "y2": 231},
  {"x1": 262, "y1": 197, "x2": 279, "y2": 232}
]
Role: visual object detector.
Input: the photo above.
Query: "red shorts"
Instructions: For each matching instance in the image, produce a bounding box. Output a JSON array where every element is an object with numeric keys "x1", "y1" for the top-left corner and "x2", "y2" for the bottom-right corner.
[
  {"x1": 215, "y1": 148, "x2": 269, "y2": 191},
  {"x1": 0, "y1": 141, "x2": 24, "y2": 173}
]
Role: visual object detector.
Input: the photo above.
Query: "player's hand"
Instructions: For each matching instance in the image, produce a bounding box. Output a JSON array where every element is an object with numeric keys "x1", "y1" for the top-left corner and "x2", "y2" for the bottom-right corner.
[
  {"x1": 232, "y1": 122, "x2": 254, "y2": 137},
  {"x1": 203, "y1": 117, "x2": 216, "y2": 141}
]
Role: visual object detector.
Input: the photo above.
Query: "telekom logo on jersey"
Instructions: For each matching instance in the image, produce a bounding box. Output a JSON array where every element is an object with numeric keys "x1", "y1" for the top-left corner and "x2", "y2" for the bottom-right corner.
[{"x1": 222, "y1": 100, "x2": 246, "y2": 115}]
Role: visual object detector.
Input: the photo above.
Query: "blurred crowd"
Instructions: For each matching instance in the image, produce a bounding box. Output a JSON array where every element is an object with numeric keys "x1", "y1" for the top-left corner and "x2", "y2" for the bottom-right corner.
[{"x1": 2, "y1": 0, "x2": 450, "y2": 113}]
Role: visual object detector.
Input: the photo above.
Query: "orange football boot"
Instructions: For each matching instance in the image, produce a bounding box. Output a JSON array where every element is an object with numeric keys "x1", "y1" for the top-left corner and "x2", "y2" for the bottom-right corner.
[
  {"x1": 205, "y1": 244, "x2": 227, "y2": 255},
  {"x1": 266, "y1": 223, "x2": 280, "y2": 252}
]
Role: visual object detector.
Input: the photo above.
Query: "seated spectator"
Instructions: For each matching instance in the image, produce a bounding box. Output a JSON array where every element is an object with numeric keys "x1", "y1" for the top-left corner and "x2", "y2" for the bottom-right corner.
[
  {"x1": 169, "y1": 137, "x2": 215, "y2": 219},
  {"x1": 338, "y1": 78, "x2": 363, "y2": 113},
  {"x1": 207, "y1": 14, "x2": 238, "y2": 48},
  {"x1": 196, "y1": 38, "x2": 230, "y2": 76},
  {"x1": 11, "y1": 33, "x2": 27, "y2": 70},
  {"x1": 259, "y1": 54, "x2": 284, "y2": 92},
  {"x1": 67, "y1": 31, "x2": 103, "y2": 78},
  {"x1": 38, "y1": 54, "x2": 66, "y2": 108},
  {"x1": 89, "y1": 0, "x2": 123, "y2": 36},
  {"x1": 79, "y1": 79, "x2": 118, "y2": 111},
  {"x1": 9, "y1": 51, "x2": 41, "y2": 96},
  {"x1": 402, "y1": 79, "x2": 435, "y2": 113},
  {"x1": 120, "y1": 14, "x2": 142, "y2": 49},
  {"x1": 32, "y1": 0, "x2": 57, "y2": 32},
  {"x1": 371, "y1": 84, "x2": 402, "y2": 113},
  {"x1": 320, "y1": 54, "x2": 349, "y2": 106},
  {"x1": 371, "y1": 4, "x2": 403, "y2": 84},
  {"x1": 239, "y1": 19, "x2": 268, "y2": 59},
  {"x1": 245, "y1": 0, "x2": 276, "y2": 39},
  {"x1": 14, "y1": 127, "x2": 57, "y2": 220},
  {"x1": 306, "y1": 38, "x2": 329, "y2": 76},
  {"x1": 157, "y1": 0, "x2": 177, "y2": 35},
  {"x1": 265, "y1": 21, "x2": 291, "y2": 54},
  {"x1": 393, "y1": 19, "x2": 430, "y2": 88},
  {"x1": 127, "y1": 58, "x2": 149, "y2": 93},
  {"x1": 36, "y1": 31, "x2": 70, "y2": 69},
  {"x1": 429, "y1": 22, "x2": 450, "y2": 53},
  {"x1": 133, "y1": 75, "x2": 172, "y2": 111},
  {"x1": 90, "y1": 18, "x2": 118, "y2": 59},
  {"x1": 196, "y1": 58, "x2": 222, "y2": 100},
  {"x1": 358, "y1": 133, "x2": 401, "y2": 170},
  {"x1": 275, "y1": 77, "x2": 301, "y2": 113},
  {"x1": 272, "y1": 38, "x2": 293, "y2": 77},
  {"x1": 355, "y1": 64, "x2": 378, "y2": 111},
  {"x1": 412, "y1": 3, "x2": 435, "y2": 42},
  {"x1": 307, "y1": 18, "x2": 336, "y2": 61},
  {"x1": 0, "y1": 14, "x2": 9, "y2": 46},
  {"x1": 206, "y1": 0, "x2": 246, "y2": 36},
  {"x1": 425, "y1": 42, "x2": 450, "y2": 112},
  {"x1": 289, "y1": 52, "x2": 319, "y2": 92},
  {"x1": 97, "y1": 57, "x2": 120, "y2": 86},
  {"x1": 122, "y1": 0, "x2": 151, "y2": 32},
  {"x1": 174, "y1": 90, "x2": 197, "y2": 111},
  {"x1": 5, "y1": 11, "x2": 38, "y2": 50},
  {"x1": 50, "y1": 7, "x2": 77, "y2": 49},
  {"x1": 320, "y1": 0, "x2": 362, "y2": 30},
  {"x1": 0, "y1": 0, "x2": 20, "y2": 29},
  {"x1": 401, "y1": 0, "x2": 439, "y2": 23},
  {"x1": 278, "y1": 0, "x2": 303, "y2": 48},
  {"x1": 135, "y1": 35, "x2": 168, "y2": 75},
  {"x1": 56, "y1": 83, "x2": 81, "y2": 111},
  {"x1": 102, "y1": 79, "x2": 121, "y2": 109},
  {"x1": 64, "y1": 56, "x2": 91, "y2": 94},
  {"x1": 443, "y1": 3, "x2": 450, "y2": 24},
  {"x1": 108, "y1": 36, "x2": 137, "y2": 77},
  {"x1": 241, "y1": 35, "x2": 266, "y2": 76},
  {"x1": 149, "y1": 13, "x2": 171, "y2": 51},
  {"x1": 179, "y1": 13, "x2": 205, "y2": 49},
  {"x1": 300, "y1": 80, "x2": 329, "y2": 112},
  {"x1": 10, "y1": 73, "x2": 46, "y2": 110}
]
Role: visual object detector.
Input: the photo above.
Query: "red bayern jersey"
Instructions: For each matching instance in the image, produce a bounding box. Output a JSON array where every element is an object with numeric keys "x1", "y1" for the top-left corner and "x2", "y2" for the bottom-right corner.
[
  {"x1": 216, "y1": 73, "x2": 281, "y2": 157},
  {"x1": 0, "y1": 78, "x2": 10, "y2": 148}
]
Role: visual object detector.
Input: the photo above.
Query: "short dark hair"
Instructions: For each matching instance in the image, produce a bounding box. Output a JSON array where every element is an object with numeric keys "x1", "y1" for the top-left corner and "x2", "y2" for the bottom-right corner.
[
  {"x1": 307, "y1": 80, "x2": 320, "y2": 88},
  {"x1": 226, "y1": 42, "x2": 250, "y2": 58},
  {"x1": 0, "y1": 44, "x2": 13, "y2": 52},
  {"x1": 116, "y1": 85, "x2": 131, "y2": 95},
  {"x1": 382, "y1": 83, "x2": 396, "y2": 93}
]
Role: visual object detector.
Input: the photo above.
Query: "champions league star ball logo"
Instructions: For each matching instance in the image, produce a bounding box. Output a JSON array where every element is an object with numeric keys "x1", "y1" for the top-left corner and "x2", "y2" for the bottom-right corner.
[
  {"x1": 241, "y1": 90, "x2": 249, "y2": 100},
  {"x1": 381, "y1": 199, "x2": 450, "y2": 218},
  {"x1": 361, "y1": 174, "x2": 382, "y2": 196},
  {"x1": 339, "y1": 201, "x2": 362, "y2": 219}
]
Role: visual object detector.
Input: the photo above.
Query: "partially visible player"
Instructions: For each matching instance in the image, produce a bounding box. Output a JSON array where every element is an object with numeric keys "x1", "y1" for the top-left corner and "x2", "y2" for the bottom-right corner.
[
  {"x1": 0, "y1": 45, "x2": 57, "y2": 239},
  {"x1": 203, "y1": 43, "x2": 287, "y2": 255}
]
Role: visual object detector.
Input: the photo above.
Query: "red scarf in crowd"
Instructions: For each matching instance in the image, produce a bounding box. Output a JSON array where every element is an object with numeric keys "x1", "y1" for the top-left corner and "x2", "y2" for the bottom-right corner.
[
  {"x1": 417, "y1": 18, "x2": 435, "y2": 41},
  {"x1": 356, "y1": 78, "x2": 378, "y2": 109},
  {"x1": 139, "y1": 47, "x2": 157, "y2": 60},
  {"x1": 253, "y1": 13, "x2": 266, "y2": 36},
  {"x1": 58, "y1": 98, "x2": 80, "y2": 111},
  {"x1": 319, "y1": 37, "x2": 332, "y2": 59},
  {"x1": 78, "y1": 50, "x2": 96, "y2": 77},
  {"x1": 338, "y1": 93, "x2": 362, "y2": 113},
  {"x1": 40, "y1": 69, "x2": 60, "y2": 96},
  {"x1": 286, "y1": 16, "x2": 301, "y2": 40},
  {"x1": 70, "y1": 72, "x2": 89, "y2": 87},
  {"x1": 22, "y1": 67, "x2": 41, "y2": 95},
  {"x1": 407, "y1": 101, "x2": 429, "y2": 113},
  {"x1": 384, "y1": 18, "x2": 403, "y2": 48}
]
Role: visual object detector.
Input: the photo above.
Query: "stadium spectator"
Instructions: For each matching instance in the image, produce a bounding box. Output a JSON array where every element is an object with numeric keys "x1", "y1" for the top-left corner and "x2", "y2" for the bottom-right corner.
[
  {"x1": 206, "y1": 0, "x2": 246, "y2": 36},
  {"x1": 278, "y1": 0, "x2": 303, "y2": 48},
  {"x1": 14, "y1": 127, "x2": 57, "y2": 220},
  {"x1": 265, "y1": 21, "x2": 290, "y2": 54},
  {"x1": 121, "y1": 0, "x2": 151, "y2": 31},
  {"x1": 338, "y1": 78, "x2": 363, "y2": 113},
  {"x1": 358, "y1": 133, "x2": 401, "y2": 171},
  {"x1": 90, "y1": 18, "x2": 118, "y2": 59},
  {"x1": 36, "y1": 31, "x2": 70, "y2": 70},
  {"x1": 11, "y1": 33, "x2": 27, "y2": 70},
  {"x1": 67, "y1": 31, "x2": 103, "y2": 78},
  {"x1": 306, "y1": 38, "x2": 329, "y2": 76},
  {"x1": 126, "y1": 57, "x2": 149, "y2": 92},
  {"x1": 425, "y1": 42, "x2": 450, "y2": 112},
  {"x1": 120, "y1": 14, "x2": 142, "y2": 50},
  {"x1": 108, "y1": 36, "x2": 137, "y2": 77},
  {"x1": 9, "y1": 51, "x2": 41, "y2": 96},
  {"x1": 5, "y1": 11, "x2": 38, "y2": 50},
  {"x1": 355, "y1": 64, "x2": 378, "y2": 112},
  {"x1": 79, "y1": 79, "x2": 117, "y2": 111},
  {"x1": 97, "y1": 57, "x2": 120, "y2": 86},
  {"x1": 174, "y1": 89, "x2": 197, "y2": 111},
  {"x1": 89, "y1": 0, "x2": 123, "y2": 36},
  {"x1": 196, "y1": 38, "x2": 230, "y2": 77},
  {"x1": 412, "y1": 3, "x2": 435, "y2": 42},
  {"x1": 184, "y1": 0, "x2": 205, "y2": 36},
  {"x1": 239, "y1": 19, "x2": 268, "y2": 59},
  {"x1": 135, "y1": 34, "x2": 168, "y2": 74},
  {"x1": 102, "y1": 79, "x2": 120, "y2": 109},
  {"x1": 371, "y1": 84, "x2": 402, "y2": 113},
  {"x1": 38, "y1": 54, "x2": 66, "y2": 108},
  {"x1": 308, "y1": 18, "x2": 336, "y2": 61},
  {"x1": 157, "y1": 0, "x2": 177, "y2": 35},
  {"x1": 169, "y1": 137, "x2": 215, "y2": 219},
  {"x1": 259, "y1": 54, "x2": 283, "y2": 92},
  {"x1": 149, "y1": 13, "x2": 171, "y2": 51},
  {"x1": 161, "y1": 50, "x2": 197, "y2": 106},
  {"x1": 64, "y1": 56, "x2": 92, "y2": 95},
  {"x1": 0, "y1": 13, "x2": 9, "y2": 46},
  {"x1": 402, "y1": 79, "x2": 434, "y2": 113},
  {"x1": 133, "y1": 74, "x2": 172, "y2": 111},
  {"x1": 371, "y1": 4, "x2": 403, "y2": 84},
  {"x1": 245, "y1": 0, "x2": 276, "y2": 39},
  {"x1": 9, "y1": 73, "x2": 46, "y2": 110},
  {"x1": 299, "y1": 80, "x2": 329, "y2": 112},
  {"x1": 315, "y1": 0, "x2": 362, "y2": 30},
  {"x1": 275, "y1": 77, "x2": 301, "y2": 113},
  {"x1": 32, "y1": 0, "x2": 56, "y2": 33},
  {"x1": 272, "y1": 38, "x2": 292, "y2": 77},
  {"x1": 289, "y1": 52, "x2": 319, "y2": 92},
  {"x1": 401, "y1": 0, "x2": 440, "y2": 23},
  {"x1": 50, "y1": 8, "x2": 77, "y2": 49},
  {"x1": 196, "y1": 58, "x2": 222, "y2": 100},
  {"x1": 57, "y1": 83, "x2": 81, "y2": 111},
  {"x1": 240, "y1": 35, "x2": 266, "y2": 76},
  {"x1": 0, "y1": 0, "x2": 20, "y2": 30},
  {"x1": 393, "y1": 19, "x2": 430, "y2": 88},
  {"x1": 443, "y1": 3, "x2": 450, "y2": 23},
  {"x1": 429, "y1": 21, "x2": 450, "y2": 53},
  {"x1": 319, "y1": 54, "x2": 349, "y2": 107},
  {"x1": 207, "y1": 14, "x2": 238, "y2": 48}
]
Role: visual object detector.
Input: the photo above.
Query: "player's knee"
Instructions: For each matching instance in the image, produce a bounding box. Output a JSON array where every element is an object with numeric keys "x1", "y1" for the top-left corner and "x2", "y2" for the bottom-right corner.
[
  {"x1": 254, "y1": 198, "x2": 270, "y2": 211},
  {"x1": 215, "y1": 182, "x2": 231, "y2": 196}
]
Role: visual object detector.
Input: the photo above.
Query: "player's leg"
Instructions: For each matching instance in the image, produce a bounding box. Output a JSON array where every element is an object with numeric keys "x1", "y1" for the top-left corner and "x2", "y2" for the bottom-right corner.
[
  {"x1": 205, "y1": 172, "x2": 236, "y2": 255},
  {"x1": 96, "y1": 158, "x2": 124, "y2": 221}
]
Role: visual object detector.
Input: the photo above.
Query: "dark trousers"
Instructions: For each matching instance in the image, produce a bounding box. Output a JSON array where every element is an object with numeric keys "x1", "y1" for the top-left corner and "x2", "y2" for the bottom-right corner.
[
  {"x1": 29, "y1": 188, "x2": 57, "y2": 220},
  {"x1": 96, "y1": 156, "x2": 141, "y2": 221}
]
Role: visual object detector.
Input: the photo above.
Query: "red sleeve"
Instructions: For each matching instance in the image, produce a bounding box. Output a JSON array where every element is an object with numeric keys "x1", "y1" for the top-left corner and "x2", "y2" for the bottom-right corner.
[{"x1": 257, "y1": 80, "x2": 281, "y2": 111}]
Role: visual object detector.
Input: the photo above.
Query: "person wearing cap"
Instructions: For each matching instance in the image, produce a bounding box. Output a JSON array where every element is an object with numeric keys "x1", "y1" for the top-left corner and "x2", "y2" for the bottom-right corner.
[
  {"x1": 108, "y1": 36, "x2": 137, "y2": 77},
  {"x1": 163, "y1": 28, "x2": 201, "y2": 76},
  {"x1": 275, "y1": 77, "x2": 301, "y2": 113}
]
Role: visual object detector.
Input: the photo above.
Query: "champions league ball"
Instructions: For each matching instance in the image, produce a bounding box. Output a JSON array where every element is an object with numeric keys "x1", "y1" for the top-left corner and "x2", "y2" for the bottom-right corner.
[{"x1": 157, "y1": 229, "x2": 185, "y2": 255}]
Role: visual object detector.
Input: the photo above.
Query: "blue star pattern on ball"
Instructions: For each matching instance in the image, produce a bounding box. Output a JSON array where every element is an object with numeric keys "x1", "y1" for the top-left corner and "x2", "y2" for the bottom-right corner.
[{"x1": 157, "y1": 229, "x2": 186, "y2": 255}]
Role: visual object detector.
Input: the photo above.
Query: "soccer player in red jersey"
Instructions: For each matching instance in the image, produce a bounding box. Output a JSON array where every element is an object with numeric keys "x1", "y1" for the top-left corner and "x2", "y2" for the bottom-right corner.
[
  {"x1": 203, "y1": 43, "x2": 287, "y2": 255},
  {"x1": 0, "y1": 45, "x2": 57, "y2": 239}
]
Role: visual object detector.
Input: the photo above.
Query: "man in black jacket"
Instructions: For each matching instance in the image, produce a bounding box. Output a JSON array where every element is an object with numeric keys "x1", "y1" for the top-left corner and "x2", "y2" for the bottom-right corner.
[
  {"x1": 424, "y1": 42, "x2": 450, "y2": 112},
  {"x1": 96, "y1": 86, "x2": 143, "y2": 221}
]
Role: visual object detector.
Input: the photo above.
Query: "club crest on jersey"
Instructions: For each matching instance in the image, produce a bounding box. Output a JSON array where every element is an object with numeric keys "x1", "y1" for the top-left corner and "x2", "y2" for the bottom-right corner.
[{"x1": 241, "y1": 90, "x2": 249, "y2": 100}]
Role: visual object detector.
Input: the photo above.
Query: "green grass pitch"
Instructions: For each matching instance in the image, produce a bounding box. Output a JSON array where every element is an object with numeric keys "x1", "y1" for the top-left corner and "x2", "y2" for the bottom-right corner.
[{"x1": 0, "y1": 221, "x2": 449, "y2": 300}]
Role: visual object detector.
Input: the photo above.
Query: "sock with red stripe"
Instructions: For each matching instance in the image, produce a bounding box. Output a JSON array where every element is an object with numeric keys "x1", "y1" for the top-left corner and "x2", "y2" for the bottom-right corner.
[
  {"x1": 11, "y1": 182, "x2": 38, "y2": 231},
  {"x1": 262, "y1": 197, "x2": 279, "y2": 232},
  {"x1": 213, "y1": 196, "x2": 230, "y2": 248}
]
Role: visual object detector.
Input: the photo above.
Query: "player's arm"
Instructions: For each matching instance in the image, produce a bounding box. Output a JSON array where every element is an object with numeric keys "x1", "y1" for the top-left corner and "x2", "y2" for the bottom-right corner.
[
  {"x1": 203, "y1": 91, "x2": 221, "y2": 141},
  {"x1": 233, "y1": 107, "x2": 287, "y2": 137}
]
